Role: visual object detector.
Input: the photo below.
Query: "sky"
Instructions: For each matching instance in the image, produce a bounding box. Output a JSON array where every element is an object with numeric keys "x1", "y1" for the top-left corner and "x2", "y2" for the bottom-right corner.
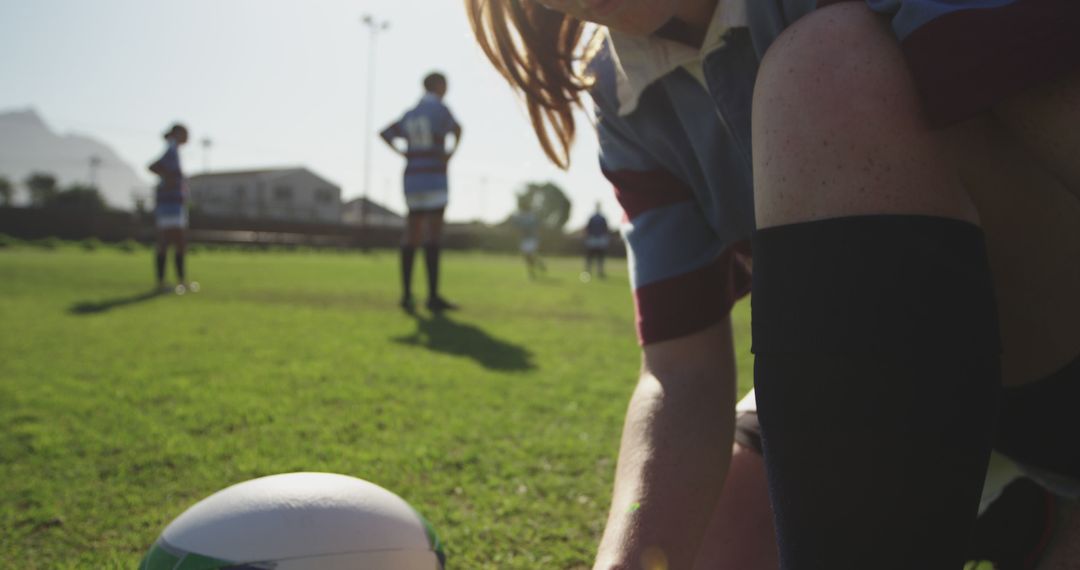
[{"x1": 0, "y1": 0, "x2": 617, "y2": 228}]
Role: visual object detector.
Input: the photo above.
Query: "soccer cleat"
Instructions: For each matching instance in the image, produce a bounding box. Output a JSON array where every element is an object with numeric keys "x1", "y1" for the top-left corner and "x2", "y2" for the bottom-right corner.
[
  {"x1": 426, "y1": 296, "x2": 458, "y2": 312},
  {"x1": 400, "y1": 295, "x2": 416, "y2": 313}
]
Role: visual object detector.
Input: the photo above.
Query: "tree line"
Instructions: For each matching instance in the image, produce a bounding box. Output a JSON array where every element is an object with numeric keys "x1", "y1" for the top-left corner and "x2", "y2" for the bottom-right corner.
[{"x1": 0, "y1": 172, "x2": 108, "y2": 212}]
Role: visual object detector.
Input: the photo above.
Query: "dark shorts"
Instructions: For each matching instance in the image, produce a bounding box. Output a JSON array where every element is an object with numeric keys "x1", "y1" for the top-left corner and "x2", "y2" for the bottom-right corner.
[{"x1": 819, "y1": 0, "x2": 1080, "y2": 127}]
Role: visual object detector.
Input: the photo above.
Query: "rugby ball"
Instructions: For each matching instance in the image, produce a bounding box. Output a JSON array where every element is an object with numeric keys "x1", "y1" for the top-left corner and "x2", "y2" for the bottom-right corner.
[{"x1": 139, "y1": 472, "x2": 445, "y2": 569}]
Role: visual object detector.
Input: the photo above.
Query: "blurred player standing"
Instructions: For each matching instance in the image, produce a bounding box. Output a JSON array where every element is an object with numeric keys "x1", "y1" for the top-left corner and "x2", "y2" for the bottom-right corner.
[
  {"x1": 148, "y1": 123, "x2": 196, "y2": 295},
  {"x1": 583, "y1": 203, "x2": 610, "y2": 280},
  {"x1": 380, "y1": 72, "x2": 462, "y2": 312},
  {"x1": 512, "y1": 194, "x2": 545, "y2": 280}
]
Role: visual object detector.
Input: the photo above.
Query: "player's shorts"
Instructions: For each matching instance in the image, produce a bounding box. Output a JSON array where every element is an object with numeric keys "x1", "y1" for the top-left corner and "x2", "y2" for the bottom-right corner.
[
  {"x1": 520, "y1": 237, "x2": 540, "y2": 255},
  {"x1": 405, "y1": 189, "x2": 448, "y2": 213},
  {"x1": 584, "y1": 235, "x2": 611, "y2": 251},
  {"x1": 155, "y1": 206, "x2": 188, "y2": 230},
  {"x1": 818, "y1": 0, "x2": 1080, "y2": 127}
]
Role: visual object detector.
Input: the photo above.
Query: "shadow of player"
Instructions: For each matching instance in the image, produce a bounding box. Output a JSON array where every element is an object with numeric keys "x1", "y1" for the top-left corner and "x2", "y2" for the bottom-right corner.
[
  {"x1": 393, "y1": 312, "x2": 535, "y2": 372},
  {"x1": 68, "y1": 290, "x2": 164, "y2": 315}
]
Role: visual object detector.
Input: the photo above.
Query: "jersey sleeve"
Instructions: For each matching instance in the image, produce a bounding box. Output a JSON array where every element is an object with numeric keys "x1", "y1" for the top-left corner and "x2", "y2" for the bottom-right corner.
[
  {"x1": 822, "y1": 0, "x2": 1080, "y2": 126},
  {"x1": 598, "y1": 113, "x2": 751, "y2": 346},
  {"x1": 440, "y1": 106, "x2": 460, "y2": 135}
]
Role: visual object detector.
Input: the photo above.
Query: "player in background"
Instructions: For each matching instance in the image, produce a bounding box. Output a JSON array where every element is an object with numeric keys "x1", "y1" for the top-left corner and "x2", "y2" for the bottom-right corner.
[
  {"x1": 380, "y1": 72, "x2": 462, "y2": 312},
  {"x1": 582, "y1": 202, "x2": 610, "y2": 280},
  {"x1": 148, "y1": 123, "x2": 197, "y2": 295},
  {"x1": 512, "y1": 193, "x2": 545, "y2": 280}
]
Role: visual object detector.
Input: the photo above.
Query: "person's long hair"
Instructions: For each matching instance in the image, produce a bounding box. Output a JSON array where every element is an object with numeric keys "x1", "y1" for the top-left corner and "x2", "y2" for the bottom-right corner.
[{"x1": 465, "y1": 0, "x2": 597, "y2": 169}]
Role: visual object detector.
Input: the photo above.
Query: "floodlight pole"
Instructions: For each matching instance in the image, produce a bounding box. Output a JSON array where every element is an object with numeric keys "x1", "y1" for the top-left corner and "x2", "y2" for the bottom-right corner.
[
  {"x1": 361, "y1": 14, "x2": 390, "y2": 227},
  {"x1": 201, "y1": 137, "x2": 213, "y2": 173},
  {"x1": 89, "y1": 155, "x2": 102, "y2": 189}
]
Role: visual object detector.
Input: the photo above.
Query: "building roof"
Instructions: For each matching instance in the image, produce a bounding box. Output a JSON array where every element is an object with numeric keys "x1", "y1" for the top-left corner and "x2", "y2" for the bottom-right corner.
[
  {"x1": 189, "y1": 167, "x2": 340, "y2": 189},
  {"x1": 343, "y1": 196, "x2": 402, "y2": 219}
]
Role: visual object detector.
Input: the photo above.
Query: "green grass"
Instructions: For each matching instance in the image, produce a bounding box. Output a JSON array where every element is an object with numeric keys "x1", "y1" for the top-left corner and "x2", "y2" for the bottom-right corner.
[{"x1": 0, "y1": 245, "x2": 754, "y2": 568}]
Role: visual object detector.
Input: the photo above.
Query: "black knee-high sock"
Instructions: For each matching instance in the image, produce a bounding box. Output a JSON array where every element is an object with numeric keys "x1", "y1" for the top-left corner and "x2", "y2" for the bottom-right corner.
[
  {"x1": 400, "y1": 246, "x2": 416, "y2": 298},
  {"x1": 751, "y1": 216, "x2": 1001, "y2": 569},
  {"x1": 155, "y1": 252, "x2": 166, "y2": 283},
  {"x1": 424, "y1": 244, "x2": 440, "y2": 299},
  {"x1": 174, "y1": 252, "x2": 185, "y2": 282}
]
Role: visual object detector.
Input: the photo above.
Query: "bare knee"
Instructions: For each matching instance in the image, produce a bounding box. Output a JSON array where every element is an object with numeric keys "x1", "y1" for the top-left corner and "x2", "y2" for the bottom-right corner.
[{"x1": 752, "y1": 3, "x2": 978, "y2": 227}]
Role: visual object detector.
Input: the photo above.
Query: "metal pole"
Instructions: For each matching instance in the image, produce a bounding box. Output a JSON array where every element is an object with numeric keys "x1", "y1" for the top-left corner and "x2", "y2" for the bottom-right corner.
[
  {"x1": 361, "y1": 15, "x2": 389, "y2": 227},
  {"x1": 89, "y1": 155, "x2": 102, "y2": 188},
  {"x1": 201, "y1": 137, "x2": 213, "y2": 173}
]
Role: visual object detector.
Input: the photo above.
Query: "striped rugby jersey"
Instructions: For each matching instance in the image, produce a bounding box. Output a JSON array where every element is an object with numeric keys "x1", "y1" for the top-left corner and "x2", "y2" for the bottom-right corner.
[
  {"x1": 381, "y1": 93, "x2": 461, "y2": 195},
  {"x1": 590, "y1": 0, "x2": 1076, "y2": 344},
  {"x1": 153, "y1": 140, "x2": 187, "y2": 218}
]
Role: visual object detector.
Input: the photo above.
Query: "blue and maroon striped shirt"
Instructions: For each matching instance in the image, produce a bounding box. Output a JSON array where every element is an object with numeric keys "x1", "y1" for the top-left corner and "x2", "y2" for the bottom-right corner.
[
  {"x1": 381, "y1": 94, "x2": 461, "y2": 195},
  {"x1": 153, "y1": 140, "x2": 186, "y2": 218}
]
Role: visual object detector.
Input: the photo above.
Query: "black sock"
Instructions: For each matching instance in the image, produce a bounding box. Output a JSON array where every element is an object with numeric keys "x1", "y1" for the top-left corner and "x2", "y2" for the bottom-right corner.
[
  {"x1": 174, "y1": 253, "x2": 185, "y2": 283},
  {"x1": 424, "y1": 244, "x2": 440, "y2": 299},
  {"x1": 400, "y1": 246, "x2": 416, "y2": 299},
  {"x1": 752, "y1": 216, "x2": 1001, "y2": 569},
  {"x1": 155, "y1": 252, "x2": 166, "y2": 283},
  {"x1": 968, "y1": 478, "x2": 1056, "y2": 570}
]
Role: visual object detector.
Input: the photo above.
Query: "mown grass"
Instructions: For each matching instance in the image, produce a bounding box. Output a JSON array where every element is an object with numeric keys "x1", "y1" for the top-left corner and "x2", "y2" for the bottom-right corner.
[{"x1": 0, "y1": 244, "x2": 754, "y2": 568}]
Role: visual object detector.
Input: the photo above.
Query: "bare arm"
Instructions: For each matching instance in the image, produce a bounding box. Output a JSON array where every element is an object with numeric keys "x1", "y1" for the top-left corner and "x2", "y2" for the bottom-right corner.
[
  {"x1": 379, "y1": 126, "x2": 406, "y2": 158},
  {"x1": 593, "y1": 318, "x2": 738, "y2": 570},
  {"x1": 447, "y1": 125, "x2": 463, "y2": 160}
]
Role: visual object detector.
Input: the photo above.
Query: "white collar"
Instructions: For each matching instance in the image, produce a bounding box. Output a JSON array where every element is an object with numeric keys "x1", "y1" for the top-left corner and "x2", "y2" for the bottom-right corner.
[
  {"x1": 607, "y1": 0, "x2": 747, "y2": 116},
  {"x1": 421, "y1": 92, "x2": 442, "y2": 104}
]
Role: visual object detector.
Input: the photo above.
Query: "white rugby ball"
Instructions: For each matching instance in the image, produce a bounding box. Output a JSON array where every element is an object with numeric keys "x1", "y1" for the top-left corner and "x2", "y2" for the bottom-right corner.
[{"x1": 139, "y1": 472, "x2": 445, "y2": 570}]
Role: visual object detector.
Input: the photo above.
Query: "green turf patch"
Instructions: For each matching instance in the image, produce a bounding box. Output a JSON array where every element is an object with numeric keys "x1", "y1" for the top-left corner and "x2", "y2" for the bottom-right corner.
[{"x1": 0, "y1": 247, "x2": 753, "y2": 568}]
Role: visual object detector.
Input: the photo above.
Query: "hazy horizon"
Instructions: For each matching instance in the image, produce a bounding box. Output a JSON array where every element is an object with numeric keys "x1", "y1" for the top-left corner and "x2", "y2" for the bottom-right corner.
[{"x1": 0, "y1": 0, "x2": 618, "y2": 228}]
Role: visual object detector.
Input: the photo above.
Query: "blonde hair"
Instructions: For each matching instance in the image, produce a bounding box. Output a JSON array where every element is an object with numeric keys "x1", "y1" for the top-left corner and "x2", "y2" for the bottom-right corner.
[{"x1": 465, "y1": 0, "x2": 597, "y2": 169}]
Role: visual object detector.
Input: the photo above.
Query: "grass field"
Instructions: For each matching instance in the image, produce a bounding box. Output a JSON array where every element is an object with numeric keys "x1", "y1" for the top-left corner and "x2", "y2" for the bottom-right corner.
[{"x1": 0, "y1": 243, "x2": 754, "y2": 568}]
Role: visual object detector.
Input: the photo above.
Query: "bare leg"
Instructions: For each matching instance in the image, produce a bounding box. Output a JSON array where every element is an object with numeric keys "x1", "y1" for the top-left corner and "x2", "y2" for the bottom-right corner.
[
  {"x1": 693, "y1": 443, "x2": 778, "y2": 570},
  {"x1": 400, "y1": 213, "x2": 426, "y2": 306},
  {"x1": 938, "y1": 115, "x2": 1080, "y2": 386},
  {"x1": 994, "y1": 69, "x2": 1080, "y2": 203},
  {"x1": 155, "y1": 230, "x2": 168, "y2": 288},
  {"x1": 422, "y1": 209, "x2": 452, "y2": 308},
  {"x1": 751, "y1": 4, "x2": 997, "y2": 567}
]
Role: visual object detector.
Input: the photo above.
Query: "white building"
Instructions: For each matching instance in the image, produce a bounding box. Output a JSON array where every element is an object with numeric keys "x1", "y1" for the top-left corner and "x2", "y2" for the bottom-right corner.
[{"x1": 188, "y1": 168, "x2": 341, "y2": 224}]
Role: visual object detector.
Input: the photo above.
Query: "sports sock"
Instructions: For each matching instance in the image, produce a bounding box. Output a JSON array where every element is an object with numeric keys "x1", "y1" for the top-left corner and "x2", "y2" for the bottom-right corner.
[
  {"x1": 400, "y1": 246, "x2": 416, "y2": 299},
  {"x1": 968, "y1": 478, "x2": 1056, "y2": 570},
  {"x1": 424, "y1": 244, "x2": 440, "y2": 299},
  {"x1": 155, "y1": 252, "x2": 166, "y2": 283},
  {"x1": 174, "y1": 253, "x2": 185, "y2": 282},
  {"x1": 751, "y1": 215, "x2": 1001, "y2": 569}
]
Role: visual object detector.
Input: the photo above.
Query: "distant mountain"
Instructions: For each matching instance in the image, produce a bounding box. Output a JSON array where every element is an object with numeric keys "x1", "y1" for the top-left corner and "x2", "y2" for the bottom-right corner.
[{"x1": 0, "y1": 108, "x2": 149, "y2": 209}]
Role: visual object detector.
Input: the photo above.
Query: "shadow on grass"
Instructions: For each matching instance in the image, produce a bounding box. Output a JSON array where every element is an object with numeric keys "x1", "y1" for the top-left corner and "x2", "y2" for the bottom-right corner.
[
  {"x1": 68, "y1": 290, "x2": 163, "y2": 315},
  {"x1": 393, "y1": 312, "x2": 536, "y2": 372}
]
